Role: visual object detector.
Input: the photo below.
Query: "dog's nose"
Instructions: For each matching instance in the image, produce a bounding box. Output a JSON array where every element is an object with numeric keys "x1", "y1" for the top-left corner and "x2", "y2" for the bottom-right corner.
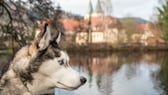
[{"x1": 80, "y1": 76, "x2": 87, "y2": 85}]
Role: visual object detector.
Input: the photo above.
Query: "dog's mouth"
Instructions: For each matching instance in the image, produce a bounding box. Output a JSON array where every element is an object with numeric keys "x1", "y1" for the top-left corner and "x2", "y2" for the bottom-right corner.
[{"x1": 57, "y1": 82, "x2": 81, "y2": 90}]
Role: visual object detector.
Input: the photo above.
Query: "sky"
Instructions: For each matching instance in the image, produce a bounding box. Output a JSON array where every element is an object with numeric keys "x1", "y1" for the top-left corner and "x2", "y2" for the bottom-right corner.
[{"x1": 53, "y1": 0, "x2": 160, "y2": 21}]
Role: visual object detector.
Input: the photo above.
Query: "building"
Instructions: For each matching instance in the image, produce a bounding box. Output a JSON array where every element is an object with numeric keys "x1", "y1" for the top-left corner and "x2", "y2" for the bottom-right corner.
[
  {"x1": 60, "y1": 0, "x2": 164, "y2": 46},
  {"x1": 137, "y1": 24, "x2": 164, "y2": 46},
  {"x1": 75, "y1": 0, "x2": 124, "y2": 45}
]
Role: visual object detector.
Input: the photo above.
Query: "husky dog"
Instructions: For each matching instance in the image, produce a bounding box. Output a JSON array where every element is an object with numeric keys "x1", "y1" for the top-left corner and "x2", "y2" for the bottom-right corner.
[{"x1": 0, "y1": 24, "x2": 86, "y2": 95}]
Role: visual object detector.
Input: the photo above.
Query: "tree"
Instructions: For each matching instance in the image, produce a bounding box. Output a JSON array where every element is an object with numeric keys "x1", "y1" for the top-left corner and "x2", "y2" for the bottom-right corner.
[
  {"x1": 158, "y1": 0, "x2": 168, "y2": 42},
  {"x1": 27, "y1": 0, "x2": 55, "y2": 20},
  {"x1": 0, "y1": 0, "x2": 62, "y2": 53},
  {"x1": 121, "y1": 17, "x2": 140, "y2": 43}
]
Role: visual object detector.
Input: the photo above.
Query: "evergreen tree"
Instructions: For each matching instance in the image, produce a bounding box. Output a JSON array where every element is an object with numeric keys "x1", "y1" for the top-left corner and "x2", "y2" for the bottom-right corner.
[{"x1": 158, "y1": 0, "x2": 168, "y2": 41}]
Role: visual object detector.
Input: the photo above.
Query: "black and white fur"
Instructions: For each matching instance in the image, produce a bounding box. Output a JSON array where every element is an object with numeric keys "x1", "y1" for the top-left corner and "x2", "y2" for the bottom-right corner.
[{"x1": 0, "y1": 24, "x2": 86, "y2": 95}]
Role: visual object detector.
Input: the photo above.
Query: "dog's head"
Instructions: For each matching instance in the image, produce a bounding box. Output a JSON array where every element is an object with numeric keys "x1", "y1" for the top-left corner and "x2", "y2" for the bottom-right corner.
[{"x1": 12, "y1": 24, "x2": 86, "y2": 92}]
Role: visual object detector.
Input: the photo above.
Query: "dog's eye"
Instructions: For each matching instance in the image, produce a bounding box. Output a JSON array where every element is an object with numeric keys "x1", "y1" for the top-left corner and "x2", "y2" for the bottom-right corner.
[{"x1": 58, "y1": 59, "x2": 64, "y2": 65}]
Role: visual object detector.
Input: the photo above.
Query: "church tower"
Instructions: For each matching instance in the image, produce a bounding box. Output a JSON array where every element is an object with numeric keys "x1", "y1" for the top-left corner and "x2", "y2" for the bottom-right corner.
[
  {"x1": 91, "y1": 0, "x2": 104, "y2": 17},
  {"x1": 95, "y1": 0, "x2": 104, "y2": 15},
  {"x1": 85, "y1": 0, "x2": 104, "y2": 19},
  {"x1": 85, "y1": 0, "x2": 93, "y2": 19}
]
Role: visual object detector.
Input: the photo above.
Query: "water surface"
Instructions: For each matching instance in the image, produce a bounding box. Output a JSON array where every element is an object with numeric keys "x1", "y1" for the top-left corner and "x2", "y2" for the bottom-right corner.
[
  {"x1": 0, "y1": 52, "x2": 168, "y2": 95},
  {"x1": 55, "y1": 52, "x2": 168, "y2": 95}
]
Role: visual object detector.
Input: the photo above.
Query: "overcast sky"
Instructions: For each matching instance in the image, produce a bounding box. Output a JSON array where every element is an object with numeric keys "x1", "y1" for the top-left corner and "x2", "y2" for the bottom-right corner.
[{"x1": 53, "y1": 0, "x2": 160, "y2": 21}]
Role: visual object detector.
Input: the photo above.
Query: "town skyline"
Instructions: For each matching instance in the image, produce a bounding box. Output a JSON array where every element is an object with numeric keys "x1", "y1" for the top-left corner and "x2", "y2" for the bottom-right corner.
[{"x1": 53, "y1": 0, "x2": 160, "y2": 21}]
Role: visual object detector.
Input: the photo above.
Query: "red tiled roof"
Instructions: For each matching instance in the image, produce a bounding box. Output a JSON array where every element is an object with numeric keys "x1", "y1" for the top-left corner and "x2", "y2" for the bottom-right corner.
[
  {"x1": 61, "y1": 19, "x2": 80, "y2": 31},
  {"x1": 84, "y1": 16, "x2": 120, "y2": 32},
  {"x1": 138, "y1": 24, "x2": 149, "y2": 31},
  {"x1": 61, "y1": 16, "x2": 121, "y2": 32}
]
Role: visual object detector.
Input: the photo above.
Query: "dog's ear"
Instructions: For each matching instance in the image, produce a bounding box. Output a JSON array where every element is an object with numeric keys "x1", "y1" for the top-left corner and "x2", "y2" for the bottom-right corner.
[
  {"x1": 36, "y1": 23, "x2": 51, "y2": 50},
  {"x1": 52, "y1": 31, "x2": 61, "y2": 44},
  {"x1": 56, "y1": 31, "x2": 61, "y2": 44}
]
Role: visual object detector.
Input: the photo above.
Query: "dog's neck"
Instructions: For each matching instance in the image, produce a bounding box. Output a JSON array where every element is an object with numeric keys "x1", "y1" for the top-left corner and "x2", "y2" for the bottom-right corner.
[
  {"x1": 26, "y1": 72, "x2": 56, "y2": 94},
  {"x1": 0, "y1": 65, "x2": 55, "y2": 95},
  {"x1": 0, "y1": 68, "x2": 31, "y2": 95}
]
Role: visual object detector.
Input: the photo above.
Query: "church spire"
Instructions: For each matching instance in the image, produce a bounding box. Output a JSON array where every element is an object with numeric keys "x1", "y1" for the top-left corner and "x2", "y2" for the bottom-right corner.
[
  {"x1": 88, "y1": 0, "x2": 93, "y2": 14},
  {"x1": 96, "y1": 0, "x2": 104, "y2": 14}
]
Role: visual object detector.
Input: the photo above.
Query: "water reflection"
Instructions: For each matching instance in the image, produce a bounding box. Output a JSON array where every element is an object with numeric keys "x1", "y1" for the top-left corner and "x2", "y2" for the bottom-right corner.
[
  {"x1": 0, "y1": 52, "x2": 168, "y2": 95},
  {"x1": 159, "y1": 56, "x2": 168, "y2": 95},
  {"x1": 55, "y1": 52, "x2": 168, "y2": 95},
  {"x1": 112, "y1": 63, "x2": 161, "y2": 95}
]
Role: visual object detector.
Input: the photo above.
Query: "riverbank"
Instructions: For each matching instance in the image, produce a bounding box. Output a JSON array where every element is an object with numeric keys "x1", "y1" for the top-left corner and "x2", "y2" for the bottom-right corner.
[
  {"x1": 65, "y1": 43, "x2": 168, "y2": 53},
  {"x1": 1, "y1": 43, "x2": 168, "y2": 55}
]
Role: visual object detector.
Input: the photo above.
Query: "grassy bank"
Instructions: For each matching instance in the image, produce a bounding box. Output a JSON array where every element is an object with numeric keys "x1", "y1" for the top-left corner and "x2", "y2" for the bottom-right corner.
[{"x1": 0, "y1": 49, "x2": 13, "y2": 54}]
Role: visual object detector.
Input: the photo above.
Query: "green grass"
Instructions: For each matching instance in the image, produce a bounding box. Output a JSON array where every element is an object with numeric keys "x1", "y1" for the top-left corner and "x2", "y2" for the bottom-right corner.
[{"x1": 0, "y1": 49, "x2": 13, "y2": 55}]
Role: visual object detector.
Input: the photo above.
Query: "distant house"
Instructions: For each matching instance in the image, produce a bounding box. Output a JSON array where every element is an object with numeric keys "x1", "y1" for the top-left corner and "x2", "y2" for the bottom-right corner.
[
  {"x1": 75, "y1": 32, "x2": 87, "y2": 45},
  {"x1": 61, "y1": 19, "x2": 82, "y2": 44},
  {"x1": 131, "y1": 24, "x2": 164, "y2": 46},
  {"x1": 140, "y1": 30, "x2": 154, "y2": 46}
]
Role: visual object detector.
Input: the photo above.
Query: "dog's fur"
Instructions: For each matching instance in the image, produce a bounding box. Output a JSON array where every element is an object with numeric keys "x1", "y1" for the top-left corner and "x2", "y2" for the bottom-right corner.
[{"x1": 0, "y1": 24, "x2": 86, "y2": 95}]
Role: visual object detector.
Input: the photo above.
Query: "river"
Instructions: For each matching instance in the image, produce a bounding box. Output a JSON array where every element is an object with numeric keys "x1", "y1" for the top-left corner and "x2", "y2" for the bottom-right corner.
[{"x1": 0, "y1": 51, "x2": 168, "y2": 95}]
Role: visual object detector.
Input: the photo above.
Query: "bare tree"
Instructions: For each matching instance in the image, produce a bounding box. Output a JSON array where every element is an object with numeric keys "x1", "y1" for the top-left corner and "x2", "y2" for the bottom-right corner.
[{"x1": 0, "y1": 0, "x2": 62, "y2": 53}]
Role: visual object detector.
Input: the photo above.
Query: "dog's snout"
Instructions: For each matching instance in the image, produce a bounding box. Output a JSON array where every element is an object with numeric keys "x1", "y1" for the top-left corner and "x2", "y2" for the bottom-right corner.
[{"x1": 80, "y1": 76, "x2": 87, "y2": 85}]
